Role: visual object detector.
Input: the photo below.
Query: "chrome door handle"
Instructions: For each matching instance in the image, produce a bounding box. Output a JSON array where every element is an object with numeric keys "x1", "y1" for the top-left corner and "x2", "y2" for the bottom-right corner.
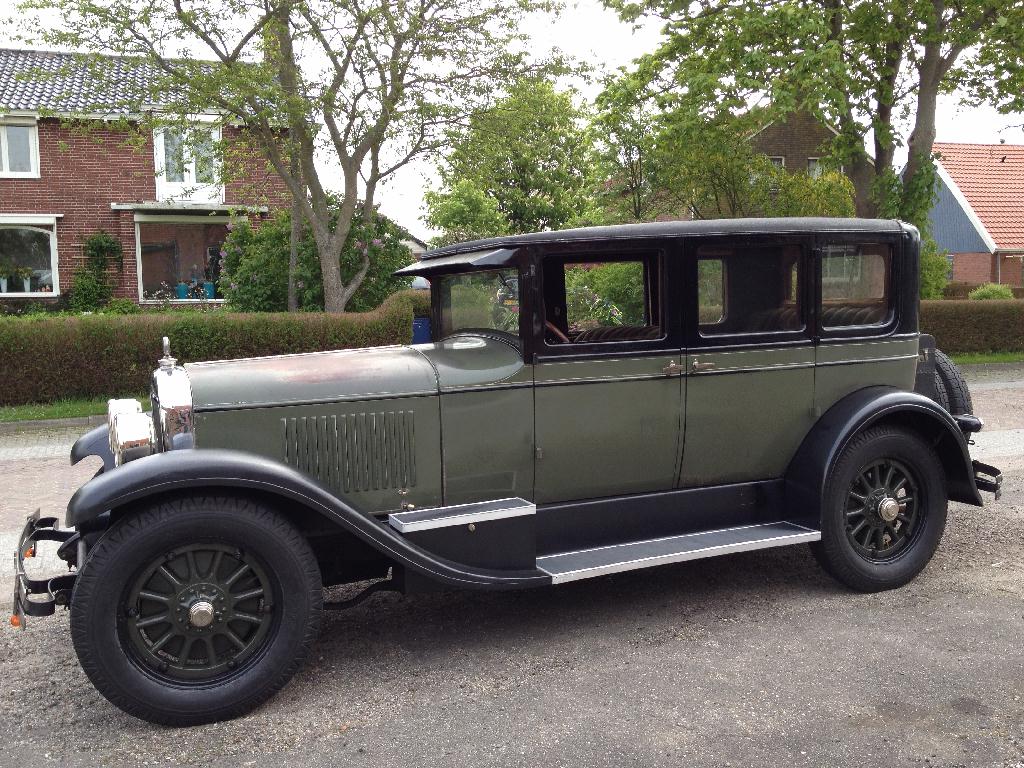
[
  {"x1": 691, "y1": 359, "x2": 716, "y2": 372},
  {"x1": 662, "y1": 361, "x2": 684, "y2": 376}
]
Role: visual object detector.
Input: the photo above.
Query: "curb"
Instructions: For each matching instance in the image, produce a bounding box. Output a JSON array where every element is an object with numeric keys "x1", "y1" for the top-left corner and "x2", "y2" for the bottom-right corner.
[{"x1": 0, "y1": 414, "x2": 106, "y2": 435}]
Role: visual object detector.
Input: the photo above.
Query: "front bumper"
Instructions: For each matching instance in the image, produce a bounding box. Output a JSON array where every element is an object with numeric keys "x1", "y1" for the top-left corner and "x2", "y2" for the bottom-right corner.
[{"x1": 10, "y1": 511, "x2": 77, "y2": 629}]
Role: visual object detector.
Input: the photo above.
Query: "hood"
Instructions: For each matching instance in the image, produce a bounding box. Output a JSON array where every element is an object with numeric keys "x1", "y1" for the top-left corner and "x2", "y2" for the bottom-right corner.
[{"x1": 186, "y1": 345, "x2": 439, "y2": 411}]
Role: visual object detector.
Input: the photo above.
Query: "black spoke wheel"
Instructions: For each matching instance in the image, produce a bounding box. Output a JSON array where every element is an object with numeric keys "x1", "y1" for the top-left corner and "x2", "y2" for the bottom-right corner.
[
  {"x1": 71, "y1": 495, "x2": 322, "y2": 726},
  {"x1": 843, "y1": 458, "x2": 921, "y2": 562},
  {"x1": 122, "y1": 544, "x2": 275, "y2": 682},
  {"x1": 811, "y1": 425, "x2": 947, "y2": 592}
]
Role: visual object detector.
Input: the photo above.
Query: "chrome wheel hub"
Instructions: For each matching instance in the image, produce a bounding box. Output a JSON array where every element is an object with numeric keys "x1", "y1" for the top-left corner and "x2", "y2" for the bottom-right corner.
[
  {"x1": 188, "y1": 600, "x2": 216, "y2": 628},
  {"x1": 878, "y1": 497, "x2": 900, "y2": 523}
]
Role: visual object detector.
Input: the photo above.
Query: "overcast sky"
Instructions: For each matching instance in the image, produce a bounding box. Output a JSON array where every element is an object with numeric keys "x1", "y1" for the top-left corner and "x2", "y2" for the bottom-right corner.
[{"x1": 5, "y1": 0, "x2": 1024, "y2": 239}]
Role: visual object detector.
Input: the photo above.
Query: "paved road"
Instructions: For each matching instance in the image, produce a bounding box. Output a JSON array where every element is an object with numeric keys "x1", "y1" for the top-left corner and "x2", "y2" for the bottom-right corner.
[{"x1": 0, "y1": 365, "x2": 1022, "y2": 767}]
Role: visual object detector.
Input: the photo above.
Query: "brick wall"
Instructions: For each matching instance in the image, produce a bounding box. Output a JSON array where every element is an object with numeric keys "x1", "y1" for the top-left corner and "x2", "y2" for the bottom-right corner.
[
  {"x1": 0, "y1": 118, "x2": 288, "y2": 303},
  {"x1": 950, "y1": 252, "x2": 1024, "y2": 286},
  {"x1": 951, "y1": 252, "x2": 994, "y2": 284},
  {"x1": 751, "y1": 110, "x2": 876, "y2": 217}
]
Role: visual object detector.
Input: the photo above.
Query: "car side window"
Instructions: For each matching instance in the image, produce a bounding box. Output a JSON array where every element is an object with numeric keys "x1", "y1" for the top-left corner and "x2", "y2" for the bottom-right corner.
[
  {"x1": 821, "y1": 243, "x2": 892, "y2": 329},
  {"x1": 542, "y1": 253, "x2": 663, "y2": 345},
  {"x1": 697, "y1": 244, "x2": 803, "y2": 336}
]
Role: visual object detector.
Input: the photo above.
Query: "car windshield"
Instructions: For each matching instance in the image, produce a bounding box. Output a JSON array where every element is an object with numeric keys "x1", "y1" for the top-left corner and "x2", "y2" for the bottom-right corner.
[{"x1": 436, "y1": 268, "x2": 520, "y2": 338}]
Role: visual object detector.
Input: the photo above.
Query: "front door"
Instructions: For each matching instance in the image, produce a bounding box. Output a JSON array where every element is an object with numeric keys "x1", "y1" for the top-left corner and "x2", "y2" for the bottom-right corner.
[
  {"x1": 532, "y1": 247, "x2": 683, "y2": 504},
  {"x1": 679, "y1": 239, "x2": 816, "y2": 487}
]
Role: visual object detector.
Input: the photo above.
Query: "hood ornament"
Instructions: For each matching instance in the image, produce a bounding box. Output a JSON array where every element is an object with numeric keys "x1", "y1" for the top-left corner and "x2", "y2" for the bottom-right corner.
[{"x1": 159, "y1": 336, "x2": 177, "y2": 372}]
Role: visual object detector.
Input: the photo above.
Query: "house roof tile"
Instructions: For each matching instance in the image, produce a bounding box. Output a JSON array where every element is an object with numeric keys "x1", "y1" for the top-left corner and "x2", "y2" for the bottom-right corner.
[
  {"x1": 0, "y1": 47, "x2": 165, "y2": 115},
  {"x1": 934, "y1": 141, "x2": 1024, "y2": 251}
]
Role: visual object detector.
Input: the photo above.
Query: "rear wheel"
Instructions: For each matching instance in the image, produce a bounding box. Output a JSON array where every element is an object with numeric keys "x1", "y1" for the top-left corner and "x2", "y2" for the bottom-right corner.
[
  {"x1": 71, "y1": 494, "x2": 322, "y2": 726},
  {"x1": 811, "y1": 426, "x2": 947, "y2": 592}
]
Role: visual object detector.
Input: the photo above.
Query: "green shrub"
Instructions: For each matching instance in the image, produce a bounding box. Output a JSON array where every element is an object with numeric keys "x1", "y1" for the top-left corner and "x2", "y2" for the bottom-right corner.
[
  {"x1": 921, "y1": 299, "x2": 1024, "y2": 354},
  {"x1": 968, "y1": 282, "x2": 1015, "y2": 301},
  {"x1": 220, "y1": 204, "x2": 414, "y2": 312},
  {"x1": 405, "y1": 289, "x2": 431, "y2": 317},
  {"x1": 103, "y1": 297, "x2": 142, "y2": 314},
  {"x1": 919, "y1": 237, "x2": 949, "y2": 300},
  {"x1": 68, "y1": 268, "x2": 112, "y2": 312},
  {"x1": 0, "y1": 293, "x2": 416, "y2": 406},
  {"x1": 83, "y1": 230, "x2": 124, "y2": 273}
]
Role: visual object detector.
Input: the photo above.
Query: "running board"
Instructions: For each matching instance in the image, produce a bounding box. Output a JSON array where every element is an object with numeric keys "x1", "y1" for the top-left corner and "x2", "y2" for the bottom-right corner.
[{"x1": 537, "y1": 521, "x2": 820, "y2": 584}]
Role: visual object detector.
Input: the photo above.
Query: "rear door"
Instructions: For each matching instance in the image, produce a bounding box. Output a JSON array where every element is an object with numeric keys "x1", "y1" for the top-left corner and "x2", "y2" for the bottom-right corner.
[
  {"x1": 533, "y1": 245, "x2": 684, "y2": 504},
  {"x1": 679, "y1": 237, "x2": 816, "y2": 487}
]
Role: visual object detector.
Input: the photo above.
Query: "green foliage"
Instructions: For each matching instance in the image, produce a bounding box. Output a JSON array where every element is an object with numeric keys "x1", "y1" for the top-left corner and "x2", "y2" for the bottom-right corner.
[
  {"x1": 424, "y1": 180, "x2": 509, "y2": 247},
  {"x1": 563, "y1": 262, "x2": 646, "y2": 327},
  {"x1": 103, "y1": 297, "x2": 142, "y2": 314},
  {"x1": 83, "y1": 230, "x2": 123, "y2": 273},
  {"x1": 68, "y1": 268, "x2": 112, "y2": 312},
  {"x1": 0, "y1": 292, "x2": 417, "y2": 406},
  {"x1": 968, "y1": 283, "x2": 1015, "y2": 301},
  {"x1": 919, "y1": 237, "x2": 950, "y2": 300},
  {"x1": 921, "y1": 299, "x2": 1024, "y2": 354},
  {"x1": 428, "y1": 77, "x2": 595, "y2": 240},
  {"x1": 220, "y1": 207, "x2": 413, "y2": 313}
]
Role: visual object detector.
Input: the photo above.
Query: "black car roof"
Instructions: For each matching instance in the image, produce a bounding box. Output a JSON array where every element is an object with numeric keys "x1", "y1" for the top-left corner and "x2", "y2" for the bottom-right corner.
[{"x1": 422, "y1": 217, "x2": 911, "y2": 259}]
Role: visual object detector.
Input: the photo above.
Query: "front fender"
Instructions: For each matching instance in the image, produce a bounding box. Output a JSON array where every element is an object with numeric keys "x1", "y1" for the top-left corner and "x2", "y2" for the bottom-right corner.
[
  {"x1": 66, "y1": 449, "x2": 549, "y2": 590},
  {"x1": 786, "y1": 386, "x2": 983, "y2": 523},
  {"x1": 70, "y1": 425, "x2": 115, "y2": 472}
]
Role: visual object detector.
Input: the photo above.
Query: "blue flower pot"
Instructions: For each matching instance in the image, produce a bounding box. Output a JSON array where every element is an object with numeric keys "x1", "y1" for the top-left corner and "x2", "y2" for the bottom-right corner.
[
  {"x1": 175, "y1": 283, "x2": 189, "y2": 299},
  {"x1": 203, "y1": 281, "x2": 216, "y2": 299}
]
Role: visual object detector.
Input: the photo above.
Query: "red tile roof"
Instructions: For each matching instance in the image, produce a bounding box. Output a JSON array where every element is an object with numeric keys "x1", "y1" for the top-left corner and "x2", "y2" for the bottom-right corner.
[{"x1": 934, "y1": 142, "x2": 1024, "y2": 251}]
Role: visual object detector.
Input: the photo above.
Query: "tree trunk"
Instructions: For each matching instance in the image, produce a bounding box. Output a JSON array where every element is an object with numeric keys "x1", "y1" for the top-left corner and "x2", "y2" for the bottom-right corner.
[{"x1": 287, "y1": 155, "x2": 301, "y2": 312}]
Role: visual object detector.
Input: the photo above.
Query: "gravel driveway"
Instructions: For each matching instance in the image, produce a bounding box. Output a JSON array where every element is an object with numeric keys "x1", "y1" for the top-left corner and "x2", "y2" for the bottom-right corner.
[{"x1": 1, "y1": 365, "x2": 1022, "y2": 768}]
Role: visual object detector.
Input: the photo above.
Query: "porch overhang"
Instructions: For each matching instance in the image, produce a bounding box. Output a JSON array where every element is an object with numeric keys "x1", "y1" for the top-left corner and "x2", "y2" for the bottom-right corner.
[{"x1": 110, "y1": 202, "x2": 268, "y2": 214}]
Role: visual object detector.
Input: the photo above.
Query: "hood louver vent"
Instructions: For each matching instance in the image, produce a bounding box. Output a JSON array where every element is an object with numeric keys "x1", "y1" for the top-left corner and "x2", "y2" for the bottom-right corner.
[{"x1": 281, "y1": 411, "x2": 417, "y2": 493}]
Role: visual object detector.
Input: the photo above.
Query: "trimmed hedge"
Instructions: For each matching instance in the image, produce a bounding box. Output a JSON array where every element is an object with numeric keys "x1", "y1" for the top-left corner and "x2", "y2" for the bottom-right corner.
[
  {"x1": 920, "y1": 299, "x2": 1024, "y2": 355},
  {"x1": 0, "y1": 291, "x2": 420, "y2": 406}
]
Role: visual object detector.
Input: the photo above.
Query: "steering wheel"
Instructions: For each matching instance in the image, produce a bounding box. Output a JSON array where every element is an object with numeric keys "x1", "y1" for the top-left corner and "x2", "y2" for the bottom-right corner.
[{"x1": 545, "y1": 320, "x2": 570, "y2": 344}]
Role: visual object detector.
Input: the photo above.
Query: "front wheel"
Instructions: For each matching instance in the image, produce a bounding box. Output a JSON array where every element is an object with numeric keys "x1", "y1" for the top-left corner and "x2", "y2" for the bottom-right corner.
[
  {"x1": 810, "y1": 426, "x2": 948, "y2": 592},
  {"x1": 71, "y1": 494, "x2": 323, "y2": 726}
]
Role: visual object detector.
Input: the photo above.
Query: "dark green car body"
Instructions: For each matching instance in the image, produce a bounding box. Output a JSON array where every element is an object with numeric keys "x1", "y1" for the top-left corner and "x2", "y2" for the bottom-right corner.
[{"x1": 14, "y1": 217, "x2": 1003, "y2": 726}]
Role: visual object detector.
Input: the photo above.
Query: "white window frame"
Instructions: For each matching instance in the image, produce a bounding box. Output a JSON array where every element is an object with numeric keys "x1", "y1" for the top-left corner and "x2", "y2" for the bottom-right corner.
[
  {"x1": 807, "y1": 157, "x2": 822, "y2": 178},
  {"x1": 134, "y1": 213, "x2": 233, "y2": 303},
  {"x1": 0, "y1": 120, "x2": 41, "y2": 179},
  {"x1": 767, "y1": 156, "x2": 785, "y2": 168},
  {"x1": 0, "y1": 214, "x2": 62, "y2": 296},
  {"x1": 153, "y1": 125, "x2": 224, "y2": 204}
]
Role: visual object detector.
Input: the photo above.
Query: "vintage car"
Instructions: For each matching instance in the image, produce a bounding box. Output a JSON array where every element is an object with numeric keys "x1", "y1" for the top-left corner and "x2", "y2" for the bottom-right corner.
[{"x1": 13, "y1": 218, "x2": 1001, "y2": 726}]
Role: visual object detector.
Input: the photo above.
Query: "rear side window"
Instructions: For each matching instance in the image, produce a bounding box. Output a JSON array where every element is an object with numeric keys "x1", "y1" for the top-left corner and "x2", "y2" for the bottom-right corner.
[
  {"x1": 697, "y1": 244, "x2": 803, "y2": 336},
  {"x1": 821, "y1": 243, "x2": 892, "y2": 329}
]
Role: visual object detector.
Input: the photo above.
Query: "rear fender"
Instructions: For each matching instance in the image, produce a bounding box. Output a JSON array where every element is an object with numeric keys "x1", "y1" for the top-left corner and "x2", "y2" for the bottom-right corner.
[
  {"x1": 66, "y1": 449, "x2": 548, "y2": 590},
  {"x1": 786, "y1": 386, "x2": 983, "y2": 524}
]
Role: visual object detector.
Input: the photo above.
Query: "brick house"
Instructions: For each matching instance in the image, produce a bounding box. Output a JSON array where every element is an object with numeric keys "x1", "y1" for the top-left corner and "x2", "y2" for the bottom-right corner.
[
  {"x1": 928, "y1": 142, "x2": 1023, "y2": 287},
  {"x1": 750, "y1": 109, "x2": 876, "y2": 217},
  {"x1": 0, "y1": 48, "x2": 289, "y2": 305}
]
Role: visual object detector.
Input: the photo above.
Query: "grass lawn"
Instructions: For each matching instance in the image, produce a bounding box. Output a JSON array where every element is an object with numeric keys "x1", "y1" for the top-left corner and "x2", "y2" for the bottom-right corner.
[
  {"x1": 0, "y1": 396, "x2": 150, "y2": 424},
  {"x1": 950, "y1": 351, "x2": 1024, "y2": 366}
]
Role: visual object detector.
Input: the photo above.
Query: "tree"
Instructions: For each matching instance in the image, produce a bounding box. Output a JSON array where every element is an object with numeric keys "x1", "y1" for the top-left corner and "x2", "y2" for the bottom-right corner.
[
  {"x1": 19, "y1": 0, "x2": 552, "y2": 310},
  {"x1": 604, "y1": 0, "x2": 1024, "y2": 227},
  {"x1": 425, "y1": 77, "x2": 596, "y2": 239},
  {"x1": 423, "y1": 180, "x2": 509, "y2": 247},
  {"x1": 592, "y1": 75, "x2": 662, "y2": 222},
  {"x1": 595, "y1": 108, "x2": 856, "y2": 221}
]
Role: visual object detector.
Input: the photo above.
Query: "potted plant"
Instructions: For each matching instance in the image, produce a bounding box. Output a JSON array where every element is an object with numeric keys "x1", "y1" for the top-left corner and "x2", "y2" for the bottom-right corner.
[
  {"x1": 14, "y1": 266, "x2": 34, "y2": 292},
  {"x1": 0, "y1": 259, "x2": 11, "y2": 293}
]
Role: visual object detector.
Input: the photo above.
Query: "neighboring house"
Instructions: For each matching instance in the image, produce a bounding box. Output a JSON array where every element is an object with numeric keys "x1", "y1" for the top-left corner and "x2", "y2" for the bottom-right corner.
[
  {"x1": 929, "y1": 141, "x2": 1024, "y2": 287},
  {"x1": 750, "y1": 109, "x2": 876, "y2": 217},
  {"x1": 0, "y1": 48, "x2": 289, "y2": 305}
]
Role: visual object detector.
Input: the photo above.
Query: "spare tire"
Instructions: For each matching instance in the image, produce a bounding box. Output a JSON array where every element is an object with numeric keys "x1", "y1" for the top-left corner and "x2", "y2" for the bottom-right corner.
[{"x1": 934, "y1": 349, "x2": 973, "y2": 415}]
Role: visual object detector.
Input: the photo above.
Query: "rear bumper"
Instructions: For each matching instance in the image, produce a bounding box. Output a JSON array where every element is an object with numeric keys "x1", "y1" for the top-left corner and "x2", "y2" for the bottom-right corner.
[
  {"x1": 973, "y1": 460, "x2": 1003, "y2": 501},
  {"x1": 10, "y1": 511, "x2": 77, "y2": 629}
]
